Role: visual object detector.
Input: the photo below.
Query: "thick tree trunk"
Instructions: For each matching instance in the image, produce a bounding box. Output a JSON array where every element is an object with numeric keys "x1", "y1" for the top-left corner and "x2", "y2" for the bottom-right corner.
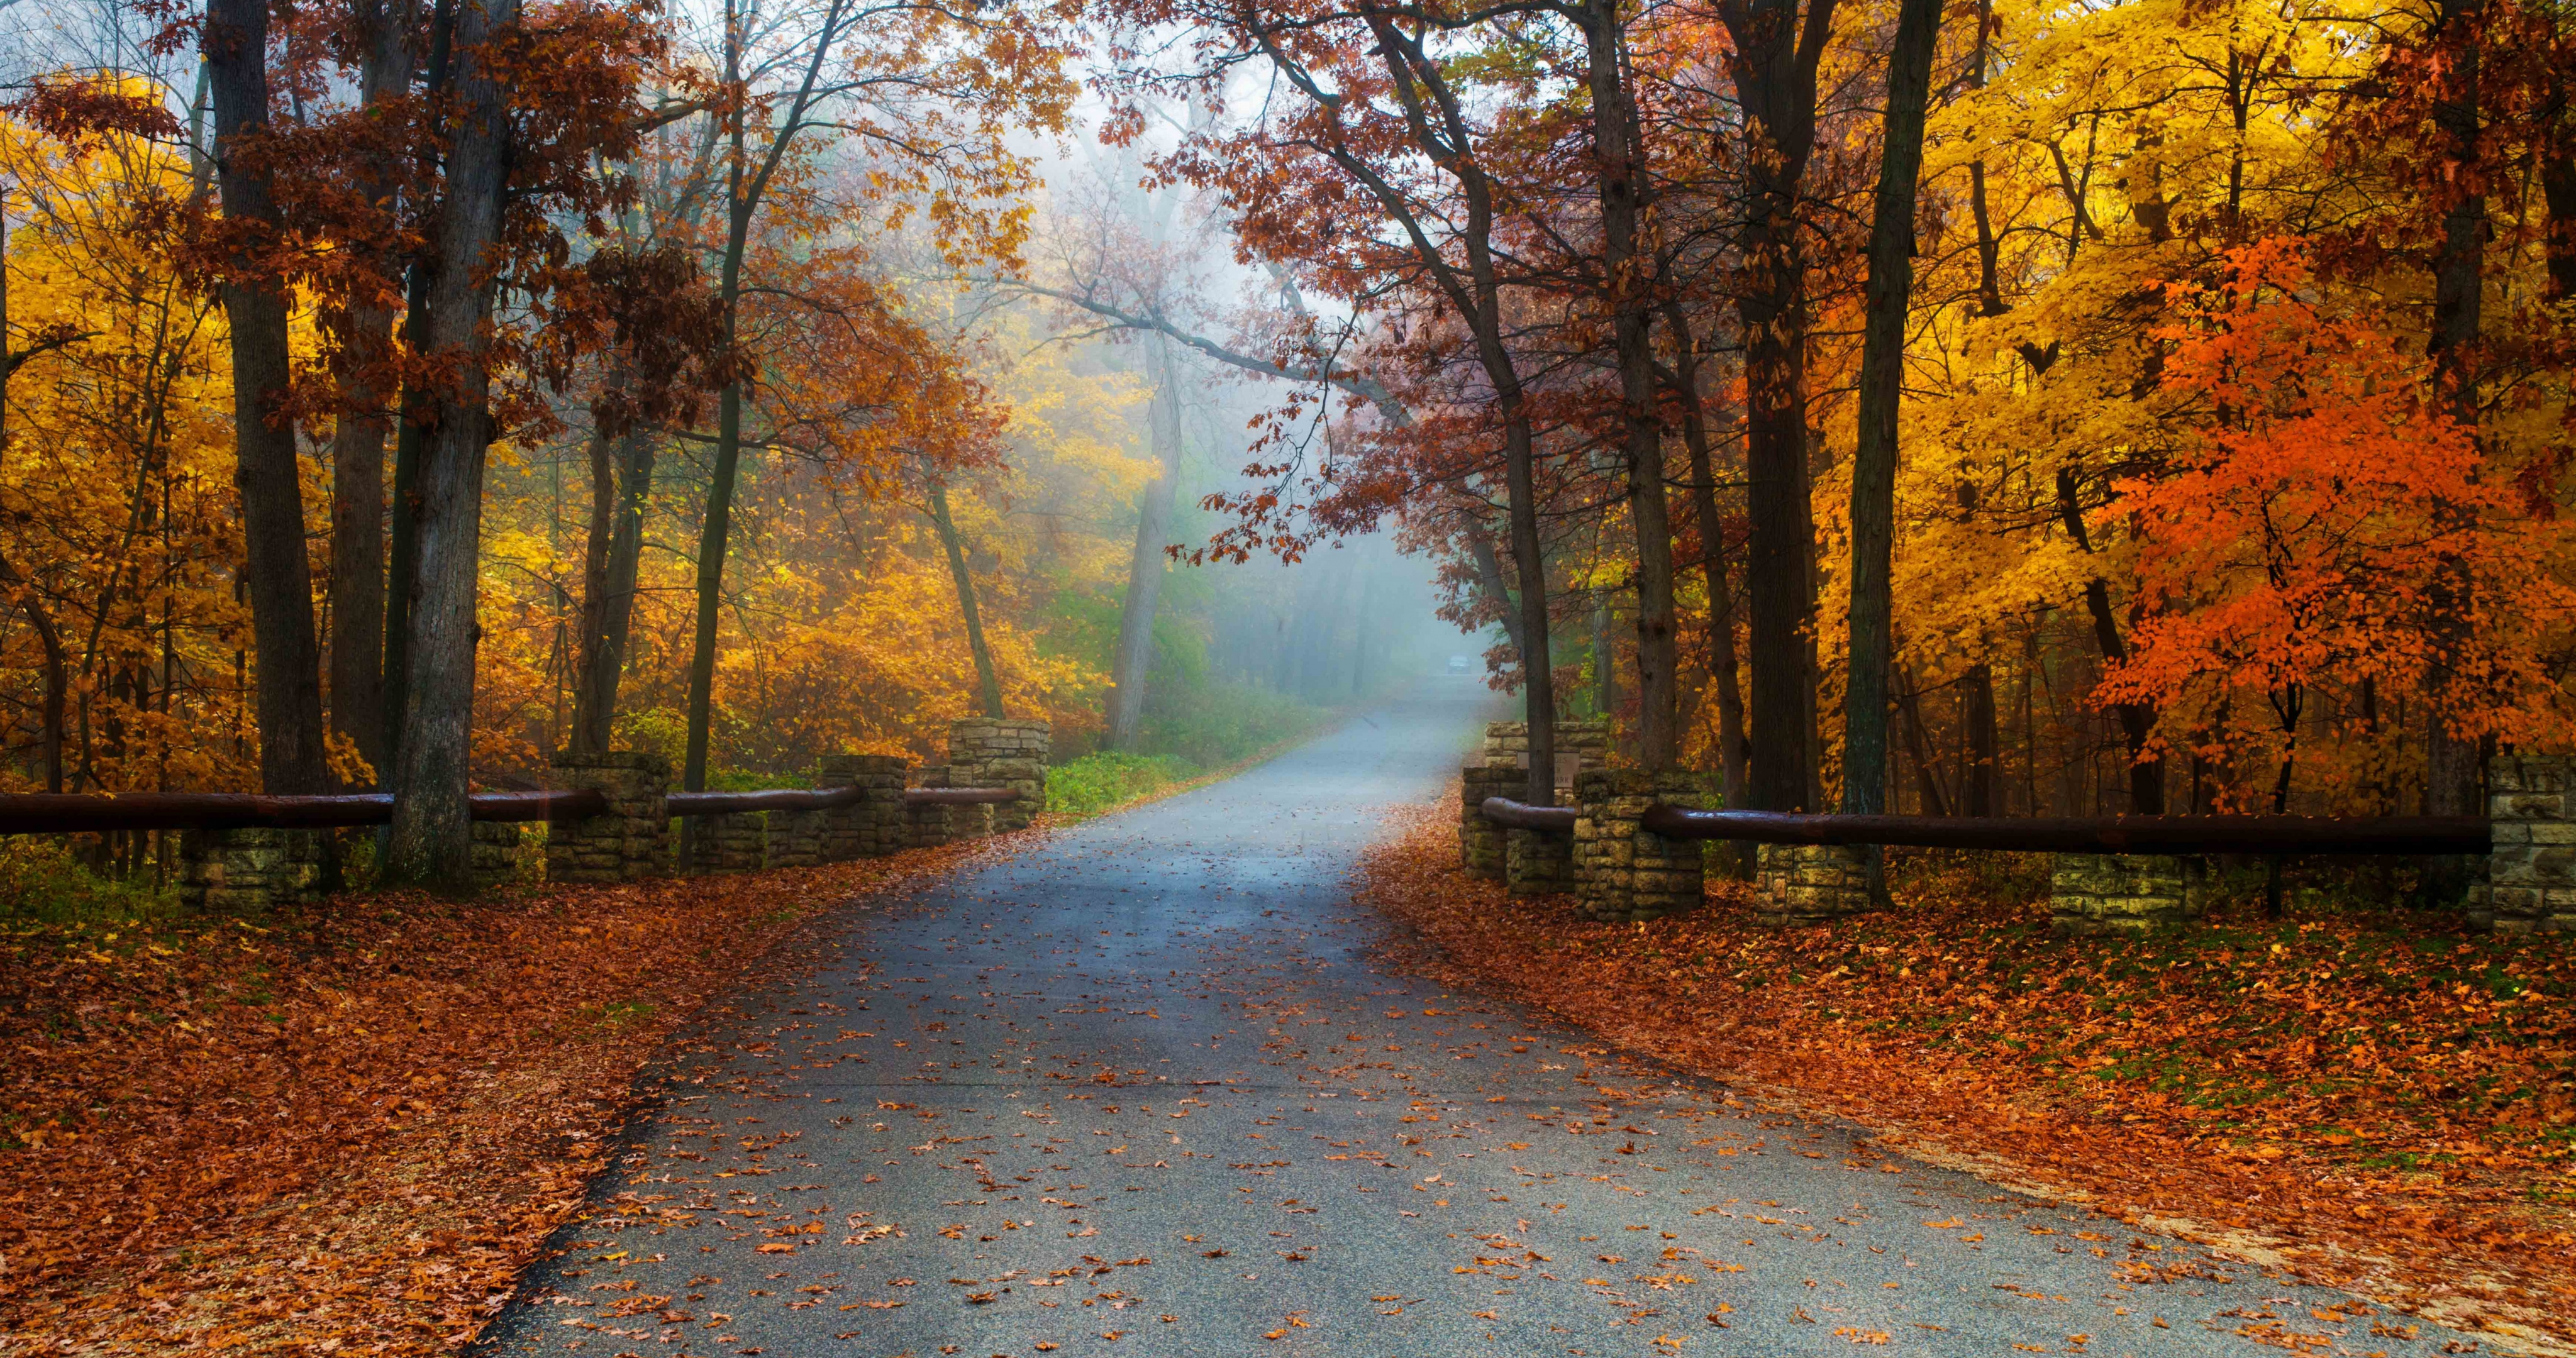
[
  {"x1": 382, "y1": 0, "x2": 455, "y2": 769},
  {"x1": 2421, "y1": 0, "x2": 2487, "y2": 901},
  {"x1": 208, "y1": 0, "x2": 330, "y2": 796},
  {"x1": 1577, "y1": 0, "x2": 1679, "y2": 769},
  {"x1": 1840, "y1": 0, "x2": 1942, "y2": 815},
  {"x1": 383, "y1": 0, "x2": 515, "y2": 890},
  {"x1": 325, "y1": 0, "x2": 416, "y2": 781},
  {"x1": 930, "y1": 480, "x2": 1005, "y2": 718},
  {"x1": 1106, "y1": 340, "x2": 1182, "y2": 748},
  {"x1": 1719, "y1": 0, "x2": 1838, "y2": 812}
]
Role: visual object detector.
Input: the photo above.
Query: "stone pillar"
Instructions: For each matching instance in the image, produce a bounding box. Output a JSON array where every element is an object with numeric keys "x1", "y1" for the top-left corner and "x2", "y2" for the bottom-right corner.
[
  {"x1": 694, "y1": 810, "x2": 765, "y2": 874},
  {"x1": 948, "y1": 719, "x2": 1050, "y2": 832},
  {"x1": 2048, "y1": 854, "x2": 2196, "y2": 934},
  {"x1": 767, "y1": 809, "x2": 823, "y2": 869},
  {"x1": 470, "y1": 821, "x2": 525, "y2": 891},
  {"x1": 547, "y1": 750, "x2": 670, "y2": 883},
  {"x1": 908, "y1": 766, "x2": 958, "y2": 848},
  {"x1": 1458, "y1": 762, "x2": 1516, "y2": 880},
  {"x1": 818, "y1": 753, "x2": 907, "y2": 861},
  {"x1": 1505, "y1": 827, "x2": 1573, "y2": 897},
  {"x1": 1481, "y1": 719, "x2": 1613, "y2": 795},
  {"x1": 1574, "y1": 770, "x2": 1717, "y2": 922},
  {"x1": 177, "y1": 827, "x2": 323, "y2": 913},
  {"x1": 2475, "y1": 754, "x2": 2574, "y2": 934},
  {"x1": 1753, "y1": 843, "x2": 1880, "y2": 927}
]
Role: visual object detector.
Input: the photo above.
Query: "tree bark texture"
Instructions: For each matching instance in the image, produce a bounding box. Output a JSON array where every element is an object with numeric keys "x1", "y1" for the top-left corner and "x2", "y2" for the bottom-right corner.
[
  {"x1": 208, "y1": 0, "x2": 331, "y2": 796},
  {"x1": 323, "y1": 0, "x2": 418, "y2": 781},
  {"x1": 1718, "y1": 0, "x2": 1838, "y2": 812},
  {"x1": 2421, "y1": 0, "x2": 2487, "y2": 899},
  {"x1": 1839, "y1": 0, "x2": 1942, "y2": 815},
  {"x1": 570, "y1": 395, "x2": 654, "y2": 753},
  {"x1": 1577, "y1": 0, "x2": 1679, "y2": 770},
  {"x1": 384, "y1": 0, "x2": 516, "y2": 889}
]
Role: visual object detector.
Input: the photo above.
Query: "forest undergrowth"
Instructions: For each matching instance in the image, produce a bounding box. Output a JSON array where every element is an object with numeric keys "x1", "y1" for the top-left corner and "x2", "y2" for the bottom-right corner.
[
  {"x1": 1358, "y1": 799, "x2": 2576, "y2": 1350},
  {"x1": 0, "y1": 839, "x2": 1005, "y2": 1353}
]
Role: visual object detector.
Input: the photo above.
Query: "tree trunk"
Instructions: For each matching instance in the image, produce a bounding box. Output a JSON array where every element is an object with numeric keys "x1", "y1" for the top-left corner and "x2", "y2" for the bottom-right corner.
[
  {"x1": 570, "y1": 387, "x2": 655, "y2": 753},
  {"x1": 383, "y1": 0, "x2": 516, "y2": 890},
  {"x1": 382, "y1": 0, "x2": 455, "y2": 770},
  {"x1": 1839, "y1": 0, "x2": 1942, "y2": 815},
  {"x1": 1719, "y1": 0, "x2": 1838, "y2": 812},
  {"x1": 1667, "y1": 315, "x2": 1749, "y2": 811},
  {"x1": 1465, "y1": 524, "x2": 1524, "y2": 667},
  {"x1": 2421, "y1": 0, "x2": 2487, "y2": 902},
  {"x1": 324, "y1": 0, "x2": 416, "y2": 782},
  {"x1": 208, "y1": 0, "x2": 331, "y2": 796},
  {"x1": 930, "y1": 480, "x2": 1004, "y2": 718},
  {"x1": 1962, "y1": 661, "x2": 1997, "y2": 816},
  {"x1": 1106, "y1": 339, "x2": 1182, "y2": 748},
  {"x1": 1577, "y1": 0, "x2": 1679, "y2": 770}
]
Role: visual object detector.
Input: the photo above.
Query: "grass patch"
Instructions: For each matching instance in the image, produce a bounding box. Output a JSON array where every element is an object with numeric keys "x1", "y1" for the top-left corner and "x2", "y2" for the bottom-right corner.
[{"x1": 1046, "y1": 752, "x2": 1199, "y2": 821}]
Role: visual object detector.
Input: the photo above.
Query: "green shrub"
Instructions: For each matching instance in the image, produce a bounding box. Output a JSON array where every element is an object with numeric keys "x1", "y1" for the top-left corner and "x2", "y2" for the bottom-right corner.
[
  {"x1": 1046, "y1": 752, "x2": 1198, "y2": 821},
  {"x1": 0, "y1": 837, "x2": 176, "y2": 924}
]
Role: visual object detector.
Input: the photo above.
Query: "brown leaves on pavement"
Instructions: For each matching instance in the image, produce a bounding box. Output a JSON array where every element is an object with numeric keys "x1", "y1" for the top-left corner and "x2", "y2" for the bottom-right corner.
[
  {"x1": 1358, "y1": 800, "x2": 2576, "y2": 1346},
  {"x1": 0, "y1": 841, "x2": 990, "y2": 1353}
]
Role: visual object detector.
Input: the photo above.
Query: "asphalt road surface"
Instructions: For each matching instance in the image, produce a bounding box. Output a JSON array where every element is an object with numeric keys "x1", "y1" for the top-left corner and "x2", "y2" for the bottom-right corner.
[{"x1": 480, "y1": 678, "x2": 2472, "y2": 1358}]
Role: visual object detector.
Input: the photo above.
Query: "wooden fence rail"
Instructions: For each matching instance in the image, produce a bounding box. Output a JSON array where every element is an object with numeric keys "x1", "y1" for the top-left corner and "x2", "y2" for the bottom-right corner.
[
  {"x1": 0, "y1": 785, "x2": 1018, "y2": 834},
  {"x1": 1481, "y1": 798, "x2": 2490, "y2": 856}
]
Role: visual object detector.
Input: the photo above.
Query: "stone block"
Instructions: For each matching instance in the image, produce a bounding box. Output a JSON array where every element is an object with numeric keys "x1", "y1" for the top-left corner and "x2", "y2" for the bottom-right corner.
[
  {"x1": 1458, "y1": 763, "x2": 1516, "y2": 881},
  {"x1": 470, "y1": 820, "x2": 525, "y2": 891},
  {"x1": 818, "y1": 753, "x2": 908, "y2": 860},
  {"x1": 1506, "y1": 825, "x2": 1573, "y2": 897},
  {"x1": 948, "y1": 719, "x2": 1051, "y2": 832},
  {"x1": 1570, "y1": 767, "x2": 1719, "y2": 922},
  {"x1": 178, "y1": 826, "x2": 324, "y2": 914},
  {"x1": 691, "y1": 810, "x2": 765, "y2": 875},
  {"x1": 547, "y1": 749, "x2": 670, "y2": 883},
  {"x1": 2049, "y1": 853, "x2": 2195, "y2": 936},
  {"x1": 1754, "y1": 843, "x2": 1879, "y2": 927}
]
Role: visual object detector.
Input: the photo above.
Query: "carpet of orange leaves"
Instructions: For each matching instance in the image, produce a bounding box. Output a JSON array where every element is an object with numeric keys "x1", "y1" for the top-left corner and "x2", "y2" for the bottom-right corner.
[
  {"x1": 0, "y1": 842, "x2": 987, "y2": 1353},
  {"x1": 1358, "y1": 800, "x2": 2576, "y2": 1350}
]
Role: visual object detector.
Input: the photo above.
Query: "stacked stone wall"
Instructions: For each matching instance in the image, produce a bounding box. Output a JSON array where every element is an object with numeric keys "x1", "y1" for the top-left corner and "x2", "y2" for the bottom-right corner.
[
  {"x1": 1481, "y1": 719, "x2": 1612, "y2": 792},
  {"x1": 949, "y1": 719, "x2": 1050, "y2": 832},
  {"x1": 1753, "y1": 843, "x2": 1879, "y2": 927},
  {"x1": 470, "y1": 821, "x2": 525, "y2": 891},
  {"x1": 2475, "y1": 754, "x2": 2576, "y2": 934},
  {"x1": 547, "y1": 751, "x2": 670, "y2": 883},
  {"x1": 818, "y1": 753, "x2": 907, "y2": 859},
  {"x1": 767, "y1": 810, "x2": 824, "y2": 869},
  {"x1": 2048, "y1": 854, "x2": 2196, "y2": 935},
  {"x1": 178, "y1": 827, "x2": 323, "y2": 913},
  {"x1": 1458, "y1": 763, "x2": 1517, "y2": 880},
  {"x1": 696, "y1": 810, "x2": 766, "y2": 874},
  {"x1": 1573, "y1": 770, "x2": 1716, "y2": 922},
  {"x1": 1505, "y1": 826, "x2": 1573, "y2": 897}
]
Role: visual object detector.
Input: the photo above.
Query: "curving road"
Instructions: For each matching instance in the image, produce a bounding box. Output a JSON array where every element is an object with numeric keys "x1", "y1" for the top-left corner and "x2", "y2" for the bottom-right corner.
[{"x1": 480, "y1": 679, "x2": 2470, "y2": 1358}]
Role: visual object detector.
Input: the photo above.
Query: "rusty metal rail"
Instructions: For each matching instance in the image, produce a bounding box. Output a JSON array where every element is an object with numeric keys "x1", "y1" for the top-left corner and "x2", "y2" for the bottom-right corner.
[
  {"x1": 1480, "y1": 798, "x2": 2489, "y2": 856},
  {"x1": 0, "y1": 782, "x2": 1019, "y2": 834}
]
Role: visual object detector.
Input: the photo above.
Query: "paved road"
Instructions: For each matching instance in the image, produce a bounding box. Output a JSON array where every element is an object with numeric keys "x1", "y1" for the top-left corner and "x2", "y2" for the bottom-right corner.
[{"x1": 482, "y1": 679, "x2": 2467, "y2": 1358}]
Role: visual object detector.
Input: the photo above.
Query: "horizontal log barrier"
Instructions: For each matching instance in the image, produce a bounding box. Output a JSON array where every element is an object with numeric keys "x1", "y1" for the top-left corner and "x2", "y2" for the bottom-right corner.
[
  {"x1": 1481, "y1": 797, "x2": 2488, "y2": 856},
  {"x1": 1632, "y1": 805, "x2": 2490, "y2": 856},
  {"x1": 0, "y1": 788, "x2": 608, "y2": 833},
  {"x1": 1479, "y1": 797, "x2": 1579, "y2": 832}
]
